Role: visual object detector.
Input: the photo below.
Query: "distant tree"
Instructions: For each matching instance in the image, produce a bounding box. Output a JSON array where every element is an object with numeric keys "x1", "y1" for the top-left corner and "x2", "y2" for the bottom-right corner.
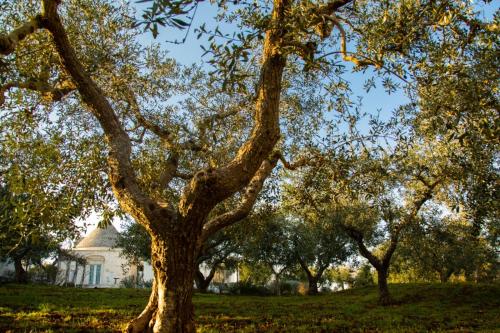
[
  {"x1": 194, "y1": 227, "x2": 241, "y2": 293},
  {"x1": 0, "y1": 181, "x2": 79, "y2": 283},
  {"x1": 238, "y1": 261, "x2": 274, "y2": 287},
  {"x1": 283, "y1": 170, "x2": 356, "y2": 295},
  {"x1": 290, "y1": 218, "x2": 352, "y2": 294},
  {"x1": 241, "y1": 209, "x2": 296, "y2": 296},
  {"x1": 116, "y1": 219, "x2": 152, "y2": 265},
  {"x1": 327, "y1": 266, "x2": 355, "y2": 291},
  {"x1": 397, "y1": 213, "x2": 498, "y2": 283},
  {"x1": 353, "y1": 264, "x2": 375, "y2": 288}
]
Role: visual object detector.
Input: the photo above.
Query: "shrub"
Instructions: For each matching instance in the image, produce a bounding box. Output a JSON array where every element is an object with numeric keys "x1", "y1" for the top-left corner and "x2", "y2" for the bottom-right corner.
[
  {"x1": 229, "y1": 281, "x2": 272, "y2": 296},
  {"x1": 279, "y1": 281, "x2": 302, "y2": 295},
  {"x1": 120, "y1": 276, "x2": 138, "y2": 288},
  {"x1": 28, "y1": 265, "x2": 59, "y2": 285}
]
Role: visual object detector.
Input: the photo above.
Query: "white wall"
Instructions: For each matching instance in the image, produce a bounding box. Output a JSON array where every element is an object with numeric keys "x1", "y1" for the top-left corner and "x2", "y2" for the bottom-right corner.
[{"x1": 62, "y1": 247, "x2": 134, "y2": 288}]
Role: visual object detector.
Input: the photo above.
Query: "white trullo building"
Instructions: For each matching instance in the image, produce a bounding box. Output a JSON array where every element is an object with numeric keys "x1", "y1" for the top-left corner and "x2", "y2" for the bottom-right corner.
[{"x1": 60, "y1": 223, "x2": 153, "y2": 288}]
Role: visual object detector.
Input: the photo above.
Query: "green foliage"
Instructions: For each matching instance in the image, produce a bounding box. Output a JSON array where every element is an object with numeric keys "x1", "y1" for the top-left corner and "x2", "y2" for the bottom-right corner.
[
  {"x1": 353, "y1": 264, "x2": 375, "y2": 288},
  {"x1": 237, "y1": 261, "x2": 273, "y2": 287},
  {"x1": 115, "y1": 219, "x2": 151, "y2": 264},
  {"x1": 0, "y1": 182, "x2": 76, "y2": 283},
  {"x1": 395, "y1": 214, "x2": 498, "y2": 283},
  {"x1": 327, "y1": 266, "x2": 355, "y2": 290},
  {"x1": 240, "y1": 209, "x2": 296, "y2": 279}
]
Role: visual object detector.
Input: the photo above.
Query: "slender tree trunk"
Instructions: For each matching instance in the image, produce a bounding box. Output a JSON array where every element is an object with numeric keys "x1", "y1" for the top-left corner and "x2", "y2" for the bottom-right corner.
[
  {"x1": 72, "y1": 262, "x2": 79, "y2": 285},
  {"x1": 64, "y1": 260, "x2": 71, "y2": 286},
  {"x1": 274, "y1": 272, "x2": 281, "y2": 296},
  {"x1": 56, "y1": 259, "x2": 61, "y2": 285},
  {"x1": 126, "y1": 233, "x2": 198, "y2": 333},
  {"x1": 439, "y1": 271, "x2": 448, "y2": 283},
  {"x1": 13, "y1": 257, "x2": 28, "y2": 284},
  {"x1": 80, "y1": 264, "x2": 86, "y2": 287},
  {"x1": 377, "y1": 267, "x2": 392, "y2": 306}
]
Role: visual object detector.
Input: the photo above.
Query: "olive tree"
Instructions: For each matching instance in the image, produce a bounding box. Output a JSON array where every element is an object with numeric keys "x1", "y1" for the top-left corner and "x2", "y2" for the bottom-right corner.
[
  {"x1": 2, "y1": 0, "x2": 492, "y2": 330},
  {"x1": 1, "y1": 0, "x2": 358, "y2": 329},
  {"x1": 283, "y1": 186, "x2": 354, "y2": 295}
]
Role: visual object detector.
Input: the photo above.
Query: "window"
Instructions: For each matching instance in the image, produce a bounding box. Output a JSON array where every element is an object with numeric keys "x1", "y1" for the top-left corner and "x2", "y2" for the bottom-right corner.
[{"x1": 88, "y1": 264, "x2": 102, "y2": 285}]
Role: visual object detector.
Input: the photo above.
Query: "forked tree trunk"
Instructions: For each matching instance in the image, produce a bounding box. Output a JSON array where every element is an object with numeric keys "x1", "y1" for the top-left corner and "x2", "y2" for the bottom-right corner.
[
  {"x1": 377, "y1": 267, "x2": 392, "y2": 306},
  {"x1": 194, "y1": 266, "x2": 216, "y2": 293},
  {"x1": 126, "y1": 233, "x2": 198, "y2": 333}
]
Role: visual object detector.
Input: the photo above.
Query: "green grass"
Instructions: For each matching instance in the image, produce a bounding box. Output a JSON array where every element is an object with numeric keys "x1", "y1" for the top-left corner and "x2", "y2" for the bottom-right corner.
[{"x1": 0, "y1": 283, "x2": 498, "y2": 332}]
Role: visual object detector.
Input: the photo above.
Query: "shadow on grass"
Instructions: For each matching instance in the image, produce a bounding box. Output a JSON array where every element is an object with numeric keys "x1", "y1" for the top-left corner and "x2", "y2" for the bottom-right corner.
[{"x1": 0, "y1": 283, "x2": 498, "y2": 332}]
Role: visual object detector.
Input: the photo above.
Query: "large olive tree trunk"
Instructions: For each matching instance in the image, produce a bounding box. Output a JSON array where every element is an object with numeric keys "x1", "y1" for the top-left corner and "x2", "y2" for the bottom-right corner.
[{"x1": 126, "y1": 233, "x2": 198, "y2": 333}]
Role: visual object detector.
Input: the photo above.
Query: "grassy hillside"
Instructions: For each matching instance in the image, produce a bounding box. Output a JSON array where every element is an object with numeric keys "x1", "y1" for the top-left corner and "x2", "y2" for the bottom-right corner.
[{"x1": 0, "y1": 283, "x2": 498, "y2": 332}]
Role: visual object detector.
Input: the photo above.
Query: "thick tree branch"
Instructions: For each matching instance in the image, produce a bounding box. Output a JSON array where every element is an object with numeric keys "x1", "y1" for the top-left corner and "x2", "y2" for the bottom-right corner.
[
  {"x1": 0, "y1": 15, "x2": 43, "y2": 55},
  {"x1": 342, "y1": 224, "x2": 383, "y2": 270},
  {"x1": 178, "y1": 0, "x2": 290, "y2": 222},
  {"x1": 40, "y1": 0, "x2": 168, "y2": 231},
  {"x1": 200, "y1": 154, "x2": 280, "y2": 241},
  {"x1": 0, "y1": 78, "x2": 75, "y2": 106}
]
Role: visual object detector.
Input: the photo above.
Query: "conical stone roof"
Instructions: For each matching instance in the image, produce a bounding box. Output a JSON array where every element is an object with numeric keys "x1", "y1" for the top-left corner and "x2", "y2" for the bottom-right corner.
[{"x1": 75, "y1": 223, "x2": 119, "y2": 248}]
